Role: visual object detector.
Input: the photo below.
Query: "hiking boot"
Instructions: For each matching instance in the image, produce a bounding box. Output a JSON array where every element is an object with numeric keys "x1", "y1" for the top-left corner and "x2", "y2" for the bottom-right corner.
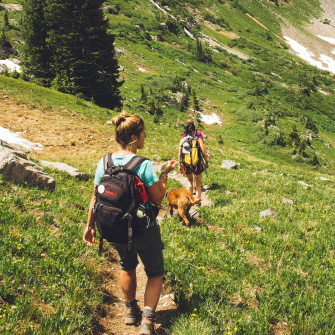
[
  {"x1": 139, "y1": 307, "x2": 156, "y2": 335},
  {"x1": 125, "y1": 300, "x2": 142, "y2": 325}
]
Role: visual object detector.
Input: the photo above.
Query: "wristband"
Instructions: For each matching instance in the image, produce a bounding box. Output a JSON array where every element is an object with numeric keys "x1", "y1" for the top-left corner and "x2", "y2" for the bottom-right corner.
[{"x1": 159, "y1": 172, "x2": 168, "y2": 180}]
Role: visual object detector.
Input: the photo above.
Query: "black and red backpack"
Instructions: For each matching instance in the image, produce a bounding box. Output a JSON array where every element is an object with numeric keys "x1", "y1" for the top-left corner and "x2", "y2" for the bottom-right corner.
[{"x1": 93, "y1": 154, "x2": 158, "y2": 254}]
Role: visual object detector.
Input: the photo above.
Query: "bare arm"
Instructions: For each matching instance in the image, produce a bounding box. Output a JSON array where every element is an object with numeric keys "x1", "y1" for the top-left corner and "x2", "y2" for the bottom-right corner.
[
  {"x1": 198, "y1": 137, "x2": 209, "y2": 166},
  {"x1": 83, "y1": 186, "x2": 97, "y2": 246},
  {"x1": 178, "y1": 138, "x2": 184, "y2": 173},
  {"x1": 146, "y1": 160, "x2": 176, "y2": 206}
]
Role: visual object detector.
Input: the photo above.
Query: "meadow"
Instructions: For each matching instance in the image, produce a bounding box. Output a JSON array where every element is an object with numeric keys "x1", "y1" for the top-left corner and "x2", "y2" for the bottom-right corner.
[
  {"x1": 1, "y1": 0, "x2": 335, "y2": 333},
  {"x1": 1, "y1": 147, "x2": 335, "y2": 334},
  {"x1": 163, "y1": 162, "x2": 335, "y2": 334}
]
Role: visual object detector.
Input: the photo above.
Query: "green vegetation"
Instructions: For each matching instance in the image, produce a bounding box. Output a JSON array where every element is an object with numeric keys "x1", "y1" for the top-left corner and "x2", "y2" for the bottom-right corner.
[
  {"x1": 20, "y1": 0, "x2": 122, "y2": 108},
  {"x1": 163, "y1": 162, "x2": 335, "y2": 334},
  {"x1": 0, "y1": 172, "x2": 102, "y2": 334},
  {"x1": 1, "y1": 0, "x2": 335, "y2": 333}
]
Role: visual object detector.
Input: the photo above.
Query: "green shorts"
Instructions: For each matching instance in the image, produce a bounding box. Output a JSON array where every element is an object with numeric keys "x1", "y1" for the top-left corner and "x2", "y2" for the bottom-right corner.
[{"x1": 112, "y1": 225, "x2": 164, "y2": 278}]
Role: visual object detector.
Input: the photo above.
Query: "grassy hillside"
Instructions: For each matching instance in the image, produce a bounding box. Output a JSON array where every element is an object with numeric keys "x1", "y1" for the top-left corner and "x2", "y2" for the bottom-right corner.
[
  {"x1": 1, "y1": 0, "x2": 335, "y2": 334},
  {"x1": 2, "y1": 0, "x2": 335, "y2": 171}
]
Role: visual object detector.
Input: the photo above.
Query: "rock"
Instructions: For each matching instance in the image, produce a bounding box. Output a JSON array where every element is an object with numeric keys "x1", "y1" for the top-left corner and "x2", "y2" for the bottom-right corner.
[
  {"x1": 260, "y1": 208, "x2": 277, "y2": 217},
  {"x1": 0, "y1": 142, "x2": 55, "y2": 190},
  {"x1": 255, "y1": 226, "x2": 262, "y2": 232},
  {"x1": 167, "y1": 92, "x2": 188, "y2": 109},
  {"x1": 0, "y1": 140, "x2": 29, "y2": 158},
  {"x1": 220, "y1": 160, "x2": 237, "y2": 169},
  {"x1": 40, "y1": 161, "x2": 89, "y2": 180},
  {"x1": 298, "y1": 181, "x2": 312, "y2": 188},
  {"x1": 189, "y1": 208, "x2": 200, "y2": 219},
  {"x1": 316, "y1": 177, "x2": 331, "y2": 181},
  {"x1": 282, "y1": 197, "x2": 293, "y2": 205},
  {"x1": 114, "y1": 47, "x2": 124, "y2": 58}
]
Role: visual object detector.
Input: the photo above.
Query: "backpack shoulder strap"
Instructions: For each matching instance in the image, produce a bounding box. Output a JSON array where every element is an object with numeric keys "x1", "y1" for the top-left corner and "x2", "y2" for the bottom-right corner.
[
  {"x1": 124, "y1": 155, "x2": 148, "y2": 173},
  {"x1": 103, "y1": 153, "x2": 114, "y2": 172}
]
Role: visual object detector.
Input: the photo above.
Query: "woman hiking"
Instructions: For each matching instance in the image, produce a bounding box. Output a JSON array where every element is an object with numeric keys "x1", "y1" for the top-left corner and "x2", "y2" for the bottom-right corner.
[
  {"x1": 179, "y1": 119, "x2": 209, "y2": 202},
  {"x1": 83, "y1": 111, "x2": 176, "y2": 335}
]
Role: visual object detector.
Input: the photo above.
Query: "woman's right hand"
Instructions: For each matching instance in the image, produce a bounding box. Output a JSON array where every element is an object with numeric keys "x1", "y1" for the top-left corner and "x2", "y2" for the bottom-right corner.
[{"x1": 83, "y1": 226, "x2": 96, "y2": 247}]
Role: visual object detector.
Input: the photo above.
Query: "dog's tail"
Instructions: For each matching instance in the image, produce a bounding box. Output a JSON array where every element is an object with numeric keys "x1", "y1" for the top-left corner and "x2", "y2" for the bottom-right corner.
[{"x1": 187, "y1": 195, "x2": 201, "y2": 205}]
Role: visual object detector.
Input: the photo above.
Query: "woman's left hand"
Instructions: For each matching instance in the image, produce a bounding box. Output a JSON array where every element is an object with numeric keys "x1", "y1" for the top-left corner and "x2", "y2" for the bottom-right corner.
[{"x1": 164, "y1": 160, "x2": 177, "y2": 173}]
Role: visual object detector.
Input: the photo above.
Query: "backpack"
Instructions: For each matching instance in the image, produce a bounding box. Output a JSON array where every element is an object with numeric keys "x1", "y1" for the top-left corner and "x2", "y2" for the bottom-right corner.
[
  {"x1": 181, "y1": 134, "x2": 201, "y2": 168},
  {"x1": 93, "y1": 154, "x2": 157, "y2": 255}
]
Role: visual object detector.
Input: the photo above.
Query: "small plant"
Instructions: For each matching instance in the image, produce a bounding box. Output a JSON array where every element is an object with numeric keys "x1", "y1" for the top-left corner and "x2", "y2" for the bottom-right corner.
[
  {"x1": 4, "y1": 11, "x2": 9, "y2": 28},
  {"x1": 140, "y1": 84, "x2": 147, "y2": 102},
  {"x1": 310, "y1": 153, "x2": 320, "y2": 165}
]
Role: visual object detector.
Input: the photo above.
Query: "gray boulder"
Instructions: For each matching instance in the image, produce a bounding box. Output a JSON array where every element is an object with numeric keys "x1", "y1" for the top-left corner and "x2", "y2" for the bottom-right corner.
[
  {"x1": 0, "y1": 141, "x2": 55, "y2": 190},
  {"x1": 221, "y1": 160, "x2": 237, "y2": 169},
  {"x1": 40, "y1": 161, "x2": 89, "y2": 180}
]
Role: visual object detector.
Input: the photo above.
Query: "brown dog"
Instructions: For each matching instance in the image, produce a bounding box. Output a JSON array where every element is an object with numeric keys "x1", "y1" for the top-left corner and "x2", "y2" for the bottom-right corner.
[{"x1": 166, "y1": 189, "x2": 201, "y2": 227}]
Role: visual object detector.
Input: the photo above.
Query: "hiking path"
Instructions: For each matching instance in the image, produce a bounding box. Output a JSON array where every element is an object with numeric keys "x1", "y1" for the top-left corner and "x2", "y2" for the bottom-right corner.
[{"x1": 95, "y1": 165, "x2": 212, "y2": 334}]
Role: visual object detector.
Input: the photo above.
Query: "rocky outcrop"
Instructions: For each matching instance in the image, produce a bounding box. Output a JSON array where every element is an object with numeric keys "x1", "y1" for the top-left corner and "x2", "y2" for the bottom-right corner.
[
  {"x1": 40, "y1": 161, "x2": 89, "y2": 180},
  {"x1": 167, "y1": 92, "x2": 188, "y2": 109},
  {"x1": 0, "y1": 140, "x2": 55, "y2": 190}
]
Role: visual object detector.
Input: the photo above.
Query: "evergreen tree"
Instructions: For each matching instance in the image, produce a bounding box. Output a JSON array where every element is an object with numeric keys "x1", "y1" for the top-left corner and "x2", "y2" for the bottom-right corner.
[
  {"x1": 191, "y1": 90, "x2": 203, "y2": 128},
  {"x1": 195, "y1": 39, "x2": 212, "y2": 64},
  {"x1": 21, "y1": 0, "x2": 52, "y2": 85},
  {"x1": 140, "y1": 84, "x2": 147, "y2": 102},
  {"x1": 310, "y1": 154, "x2": 320, "y2": 166},
  {"x1": 22, "y1": 0, "x2": 122, "y2": 109}
]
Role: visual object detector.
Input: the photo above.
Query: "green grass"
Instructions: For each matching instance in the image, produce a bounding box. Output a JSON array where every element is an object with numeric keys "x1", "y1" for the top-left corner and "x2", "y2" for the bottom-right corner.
[
  {"x1": 0, "y1": 76, "x2": 111, "y2": 122},
  {"x1": 0, "y1": 171, "x2": 103, "y2": 334},
  {"x1": 1, "y1": 0, "x2": 335, "y2": 333},
  {"x1": 162, "y1": 163, "x2": 335, "y2": 334}
]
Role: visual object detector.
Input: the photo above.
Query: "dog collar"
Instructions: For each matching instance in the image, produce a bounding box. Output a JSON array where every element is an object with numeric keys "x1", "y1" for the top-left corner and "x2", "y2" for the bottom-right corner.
[{"x1": 166, "y1": 188, "x2": 178, "y2": 202}]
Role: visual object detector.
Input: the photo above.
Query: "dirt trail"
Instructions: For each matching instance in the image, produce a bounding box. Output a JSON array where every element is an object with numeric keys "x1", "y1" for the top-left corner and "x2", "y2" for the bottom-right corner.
[{"x1": 94, "y1": 168, "x2": 212, "y2": 334}]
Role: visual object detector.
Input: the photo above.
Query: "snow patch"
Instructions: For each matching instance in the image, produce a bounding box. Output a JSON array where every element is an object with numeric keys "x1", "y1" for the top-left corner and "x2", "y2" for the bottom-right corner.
[
  {"x1": 317, "y1": 35, "x2": 335, "y2": 45},
  {"x1": 200, "y1": 113, "x2": 222, "y2": 125},
  {"x1": 0, "y1": 126, "x2": 43, "y2": 151},
  {"x1": 318, "y1": 89, "x2": 328, "y2": 95},
  {"x1": 0, "y1": 59, "x2": 22, "y2": 73},
  {"x1": 138, "y1": 67, "x2": 147, "y2": 72},
  {"x1": 284, "y1": 36, "x2": 335, "y2": 75}
]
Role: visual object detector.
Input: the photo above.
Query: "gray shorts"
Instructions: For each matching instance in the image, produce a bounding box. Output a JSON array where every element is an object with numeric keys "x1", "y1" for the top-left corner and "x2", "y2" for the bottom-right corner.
[{"x1": 112, "y1": 225, "x2": 164, "y2": 278}]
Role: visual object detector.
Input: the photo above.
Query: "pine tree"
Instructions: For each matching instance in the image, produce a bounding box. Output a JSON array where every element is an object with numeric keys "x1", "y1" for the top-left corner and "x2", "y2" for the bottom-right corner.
[
  {"x1": 191, "y1": 90, "x2": 203, "y2": 128},
  {"x1": 140, "y1": 84, "x2": 147, "y2": 102},
  {"x1": 22, "y1": 0, "x2": 122, "y2": 109},
  {"x1": 21, "y1": 0, "x2": 53, "y2": 85}
]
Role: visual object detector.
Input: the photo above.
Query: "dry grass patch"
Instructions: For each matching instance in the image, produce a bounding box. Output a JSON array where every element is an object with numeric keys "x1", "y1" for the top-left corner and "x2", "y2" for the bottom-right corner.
[{"x1": 0, "y1": 95, "x2": 118, "y2": 167}]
